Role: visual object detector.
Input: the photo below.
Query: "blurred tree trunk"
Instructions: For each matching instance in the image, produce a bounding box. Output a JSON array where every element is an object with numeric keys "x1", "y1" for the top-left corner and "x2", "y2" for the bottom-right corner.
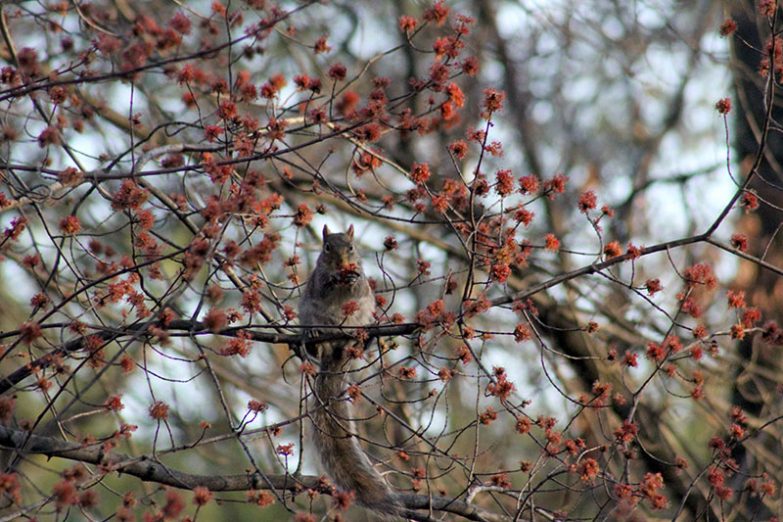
[{"x1": 727, "y1": 1, "x2": 783, "y2": 517}]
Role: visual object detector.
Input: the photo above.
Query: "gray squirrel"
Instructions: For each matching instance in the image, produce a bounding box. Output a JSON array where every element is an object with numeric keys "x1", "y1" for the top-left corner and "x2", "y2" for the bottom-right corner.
[{"x1": 299, "y1": 224, "x2": 402, "y2": 516}]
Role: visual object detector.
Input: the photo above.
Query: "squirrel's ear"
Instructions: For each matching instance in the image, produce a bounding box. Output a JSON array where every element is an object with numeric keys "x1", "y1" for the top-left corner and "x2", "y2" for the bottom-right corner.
[
  {"x1": 322, "y1": 224, "x2": 331, "y2": 240},
  {"x1": 346, "y1": 224, "x2": 354, "y2": 240}
]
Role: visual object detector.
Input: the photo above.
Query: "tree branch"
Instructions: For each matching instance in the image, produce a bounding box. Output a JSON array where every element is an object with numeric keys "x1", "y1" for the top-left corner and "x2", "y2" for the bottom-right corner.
[{"x1": 0, "y1": 425, "x2": 512, "y2": 522}]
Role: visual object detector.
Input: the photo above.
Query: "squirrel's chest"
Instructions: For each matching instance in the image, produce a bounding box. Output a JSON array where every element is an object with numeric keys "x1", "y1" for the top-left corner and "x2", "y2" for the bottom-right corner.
[{"x1": 318, "y1": 283, "x2": 374, "y2": 326}]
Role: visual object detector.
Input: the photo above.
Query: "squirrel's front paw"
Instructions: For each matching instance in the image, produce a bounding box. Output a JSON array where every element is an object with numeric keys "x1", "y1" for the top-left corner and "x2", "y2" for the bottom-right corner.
[{"x1": 303, "y1": 328, "x2": 323, "y2": 359}]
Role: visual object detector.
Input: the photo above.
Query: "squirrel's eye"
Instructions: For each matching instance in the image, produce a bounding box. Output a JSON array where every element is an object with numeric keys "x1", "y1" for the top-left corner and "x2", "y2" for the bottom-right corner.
[
  {"x1": 349, "y1": 245, "x2": 355, "y2": 252},
  {"x1": 324, "y1": 244, "x2": 331, "y2": 253}
]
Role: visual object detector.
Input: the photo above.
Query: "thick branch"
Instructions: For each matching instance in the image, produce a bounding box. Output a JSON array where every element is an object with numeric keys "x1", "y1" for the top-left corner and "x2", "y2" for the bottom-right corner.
[
  {"x1": 0, "y1": 425, "x2": 510, "y2": 522},
  {"x1": 0, "y1": 319, "x2": 421, "y2": 395}
]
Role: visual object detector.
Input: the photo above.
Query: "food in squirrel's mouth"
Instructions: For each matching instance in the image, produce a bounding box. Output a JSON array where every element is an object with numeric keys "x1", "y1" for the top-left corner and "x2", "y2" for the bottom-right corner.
[{"x1": 336, "y1": 263, "x2": 360, "y2": 284}]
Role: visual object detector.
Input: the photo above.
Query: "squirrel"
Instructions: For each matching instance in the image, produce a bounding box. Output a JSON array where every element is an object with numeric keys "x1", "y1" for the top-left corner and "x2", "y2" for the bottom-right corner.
[{"x1": 299, "y1": 224, "x2": 402, "y2": 517}]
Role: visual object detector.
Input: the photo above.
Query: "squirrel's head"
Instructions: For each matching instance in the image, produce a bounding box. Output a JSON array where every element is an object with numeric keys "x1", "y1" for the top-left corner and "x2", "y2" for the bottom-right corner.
[{"x1": 319, "y1": 224, "x2": 361, "y2": 277}]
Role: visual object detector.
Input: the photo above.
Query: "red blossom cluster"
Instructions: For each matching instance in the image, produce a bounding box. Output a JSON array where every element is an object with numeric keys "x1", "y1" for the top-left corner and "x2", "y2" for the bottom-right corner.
[
  {"x1": 486, "y1": 367, "x2": 516, "y2": 401},
  {"x1": 715, "y1": 97, "x2": 732, "y2": 114},
  {"x1": 415, "y1": 299, "x2": 455, "y2": 329}
]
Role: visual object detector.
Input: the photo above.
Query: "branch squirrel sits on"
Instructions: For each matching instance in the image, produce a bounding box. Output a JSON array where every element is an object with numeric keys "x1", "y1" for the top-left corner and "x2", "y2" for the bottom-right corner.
[{"x1": 299, "y1": 224, "x2": 402, "y2": 517}]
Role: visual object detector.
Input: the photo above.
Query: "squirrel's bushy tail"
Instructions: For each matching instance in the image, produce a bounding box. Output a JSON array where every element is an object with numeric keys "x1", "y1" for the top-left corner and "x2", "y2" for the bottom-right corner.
[{"x1": 312, "y1": 354, "x2": 401, "y2": 516}]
